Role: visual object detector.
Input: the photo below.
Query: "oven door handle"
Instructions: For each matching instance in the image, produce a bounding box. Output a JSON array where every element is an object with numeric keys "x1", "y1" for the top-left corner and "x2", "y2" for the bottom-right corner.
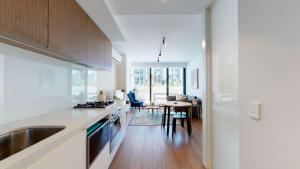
[
  {"x1": 87, "y1": 120, "x2": 110, "y2": 138},
  {"x1": 110, "y1": 116, "x2": 120, "y2": 124}
]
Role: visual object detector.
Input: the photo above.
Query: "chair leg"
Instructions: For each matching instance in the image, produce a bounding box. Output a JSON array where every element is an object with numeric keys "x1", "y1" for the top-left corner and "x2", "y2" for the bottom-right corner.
[
  {"x1": 162, "y1": 106, "x2": 166, "y2": 128},
  {"x1": 181, "y1": 118, "x2": 185, "y2": 127},
  {"x1": 187, "y1": 118, "x2": 192, "y2": 136},
  {"x1": 172, "y1": 118, "x2": 176, "y2": 138},
  {"x1": 167, "y1": 107, "x2": 171, "y2": 136},
  {"x1": 161, "y1": 114, "x2": 166, "y2": 129}
]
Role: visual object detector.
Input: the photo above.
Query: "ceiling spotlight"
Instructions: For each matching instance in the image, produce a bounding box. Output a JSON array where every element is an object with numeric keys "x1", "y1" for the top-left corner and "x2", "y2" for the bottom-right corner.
[
  {"x1": 157, "y1": 57, "x2": 160, "y2": 62},
  {"x1": 159, "y1": 50, "x2": 162, "y2": 57},
  {"x1": 163, "y1": 37, "x2": 167, "y2": 46}
]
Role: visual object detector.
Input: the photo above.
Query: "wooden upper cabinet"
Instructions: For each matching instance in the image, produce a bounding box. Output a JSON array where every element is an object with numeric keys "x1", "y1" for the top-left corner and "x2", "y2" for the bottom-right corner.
[
  {"x1": 48, "y1": 0, "x2": 86, "y2": 63},
  {"x1": 104, "y1": 39, "x2": 112, "y2": 71},
  {"x1": 0, "y1": 0, "x2": 48, "y2": 47},
  {"x1": 0, "y1": 0, "x2": 109, "y2": 69},
  {"x1": 86, "y1": 16, "x2": 105, "y2": 69}
]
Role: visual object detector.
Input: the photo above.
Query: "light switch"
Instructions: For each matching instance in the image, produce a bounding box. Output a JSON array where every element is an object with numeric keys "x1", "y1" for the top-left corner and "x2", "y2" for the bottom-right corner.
[{"x1": 249, "y1": 101, "x2": 260, "y2": 120}]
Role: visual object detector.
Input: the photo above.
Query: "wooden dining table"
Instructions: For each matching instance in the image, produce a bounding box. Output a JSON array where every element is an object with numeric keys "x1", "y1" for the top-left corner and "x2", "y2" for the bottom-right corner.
[{"x1": 162, "y1": 101, "x2": 193, "y2": 136}]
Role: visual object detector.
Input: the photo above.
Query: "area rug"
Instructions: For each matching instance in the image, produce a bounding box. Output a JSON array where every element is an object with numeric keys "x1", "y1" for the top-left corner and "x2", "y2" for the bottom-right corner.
[
  {"x1": 129, "y1": 110, "x2": 163, "y2": 126},
  {"x1": 129, "y1": 110, "x2": 181, "y2": 126}
]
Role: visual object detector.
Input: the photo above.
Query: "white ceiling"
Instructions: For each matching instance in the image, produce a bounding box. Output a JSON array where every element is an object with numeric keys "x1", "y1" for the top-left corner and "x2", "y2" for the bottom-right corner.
[
  {"x1": 104, "y1": 0, "x2": 212, "y2": 62},
  {"x1": 76, "y1": 0, "x2": 125, "y2": 41},
  {"x1": 107, "y1": 0, "x2": 212, "y2": 15},
  {"x1": 113, "y1": 15, "x2": 203, "y2": 62}
]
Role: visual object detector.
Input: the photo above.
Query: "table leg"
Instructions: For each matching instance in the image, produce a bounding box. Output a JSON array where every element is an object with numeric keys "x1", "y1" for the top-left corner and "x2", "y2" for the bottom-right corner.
[
  {"x1": 187, "y1": 106, "x2": 192, "y2": 136},
  {"x1": 162, "y1": 106, "x2": 166, "y2": 128},
  {"x1": 167, "y1": 107, "x2": 171, "y2": 136}
]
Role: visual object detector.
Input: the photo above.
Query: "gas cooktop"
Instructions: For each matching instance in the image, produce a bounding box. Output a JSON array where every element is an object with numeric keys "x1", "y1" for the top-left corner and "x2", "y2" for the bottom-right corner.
[{"x1": 73, "y1": 101, "x2": 114, "y2": 109}]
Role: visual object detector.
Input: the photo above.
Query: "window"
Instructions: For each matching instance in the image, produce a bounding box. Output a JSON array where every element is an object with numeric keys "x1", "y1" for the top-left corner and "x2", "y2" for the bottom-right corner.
[
  {"x1": 151, "y1": 68, "x2": 167, "y2": 103},
  {"x1": 130, "y1": 67, "x2": 186, "y2": 104},
  {"x1": 168, "y1": 68, "x2": 184, "y2": 96},
  {"x1": 131, "y1": 68, "x2": 150, "y2": 103}
]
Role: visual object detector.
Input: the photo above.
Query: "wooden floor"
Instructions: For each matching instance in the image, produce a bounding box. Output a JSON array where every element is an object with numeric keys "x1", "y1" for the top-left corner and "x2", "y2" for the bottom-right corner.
[{"x1": 109, "y1": 111, "x2": 205, "y2": 169}]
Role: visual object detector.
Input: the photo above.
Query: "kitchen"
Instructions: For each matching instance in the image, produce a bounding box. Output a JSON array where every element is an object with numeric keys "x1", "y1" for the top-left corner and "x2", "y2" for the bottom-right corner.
[{"x1": 0, "y1": 0, "x2": 127, "y2": 169}]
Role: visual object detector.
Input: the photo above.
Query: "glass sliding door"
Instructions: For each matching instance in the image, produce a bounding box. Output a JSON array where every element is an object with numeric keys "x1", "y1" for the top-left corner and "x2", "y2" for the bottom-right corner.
[
  {"x1": 131, "y1": 68, "x2": 150, "y2": 104},
  {"x1": 151, "y1": 68, "x2": 167, "y2": 104},
  {"x1": 130, "y1": 67, "x2": 185, "y2": 104},
  {"x1": 168, "y1": 68, "x2": 184, "y2": 96}
]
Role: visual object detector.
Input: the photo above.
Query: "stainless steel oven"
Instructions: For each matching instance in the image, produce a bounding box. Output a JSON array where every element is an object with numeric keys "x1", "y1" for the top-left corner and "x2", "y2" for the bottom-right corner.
[
  {"x1": 110, "y1": 108, "x2": 122, "y2": 152},
  {"x1": 86, "y1": 117, "x2": 110, "y2": 169}
]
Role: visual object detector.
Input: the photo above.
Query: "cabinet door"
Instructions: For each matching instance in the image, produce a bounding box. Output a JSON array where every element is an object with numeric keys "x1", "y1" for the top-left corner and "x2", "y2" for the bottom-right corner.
[
  {"x1": 49, "y1": 0, "x2": 86, "y2": 63},
  {"x1": 90, "y1": 143, "x2": 110, "y2": 169},
  {"x1": 0, "y1": 0, "x2": 48, "y2": 47},
  {"x1": 29, "y1": 131, "x2": 86, "y2": 169},
  {"x1": 104, "y1": 39, "x2": 112, "y2": 71},
  {"x1": 87, "y1": 16, "x2": 105, "y2": 69}
]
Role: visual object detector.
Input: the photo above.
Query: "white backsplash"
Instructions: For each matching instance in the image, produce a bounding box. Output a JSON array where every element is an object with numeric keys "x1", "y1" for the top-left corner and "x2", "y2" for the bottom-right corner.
[{"x1": 0, "y1": 43, "x2": 98, "y2": 125}]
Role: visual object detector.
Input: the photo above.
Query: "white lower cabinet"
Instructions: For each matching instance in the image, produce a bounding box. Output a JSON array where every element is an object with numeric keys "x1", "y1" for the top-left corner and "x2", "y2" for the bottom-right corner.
[
  {"x1": 90, "y1": 143, "x2": 110, "y2": 169},
  {"x1": 28, "y1": 131, "x2": 86, "y2": 169}
]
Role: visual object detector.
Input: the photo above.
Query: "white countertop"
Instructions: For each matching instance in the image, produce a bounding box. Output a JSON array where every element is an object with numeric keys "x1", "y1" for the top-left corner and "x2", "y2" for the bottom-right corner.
[{"x1": 0, "y1": 102, "x2": 122, "y2": 169}]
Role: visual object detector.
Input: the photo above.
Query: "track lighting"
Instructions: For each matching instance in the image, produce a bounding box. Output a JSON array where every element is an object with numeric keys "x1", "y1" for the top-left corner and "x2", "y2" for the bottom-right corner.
[
  {"x1": 157, "y1": 36, "x2": 167, "y2": 62},
  {"x1": 163, "y1": 37, "x2": 167, "y2": 46}
]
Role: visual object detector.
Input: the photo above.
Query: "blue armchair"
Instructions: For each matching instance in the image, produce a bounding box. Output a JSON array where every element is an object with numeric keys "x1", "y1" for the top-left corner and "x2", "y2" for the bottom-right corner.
[{"x1": 127, "y1": 91, "x2": 144, "y2": 111}]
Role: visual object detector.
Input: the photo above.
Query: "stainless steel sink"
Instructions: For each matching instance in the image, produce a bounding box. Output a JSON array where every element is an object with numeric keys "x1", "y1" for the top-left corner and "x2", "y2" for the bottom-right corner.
[{"x1": 0, "y1": 126, "x2": 65, "y2": 161}]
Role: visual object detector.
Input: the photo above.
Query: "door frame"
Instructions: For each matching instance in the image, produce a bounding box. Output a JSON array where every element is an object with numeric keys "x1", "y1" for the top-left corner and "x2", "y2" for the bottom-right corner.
[{"x1": 201, "y1": 8, "x2": 213, "y2": 169}]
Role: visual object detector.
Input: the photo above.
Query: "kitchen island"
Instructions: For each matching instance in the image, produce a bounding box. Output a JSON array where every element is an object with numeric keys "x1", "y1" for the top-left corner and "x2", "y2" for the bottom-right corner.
[{"x1": 0, "y1": 101, "x2": 127, "y2": 169}]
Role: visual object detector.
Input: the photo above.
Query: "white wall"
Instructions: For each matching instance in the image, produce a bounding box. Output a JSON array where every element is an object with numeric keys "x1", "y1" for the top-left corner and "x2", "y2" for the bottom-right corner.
[
  {"x1": 186, "y1": 55, "x2": 203, "y2": 98},
  {"x1": 98, "y1": 64, "x2": 117, "y2": 100},
  {"x1": 115, "y1": 55, "x2": 127, "y2": 91},
  {"x1": 210, "y1": 0, "x2": 239, "y2": 169},
  {"x1": 0, "y1": 43, "x2": 118, "y2": 125},
  {"x1": 239, "y1": 1, "x2": 300, "y2": 169}
]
